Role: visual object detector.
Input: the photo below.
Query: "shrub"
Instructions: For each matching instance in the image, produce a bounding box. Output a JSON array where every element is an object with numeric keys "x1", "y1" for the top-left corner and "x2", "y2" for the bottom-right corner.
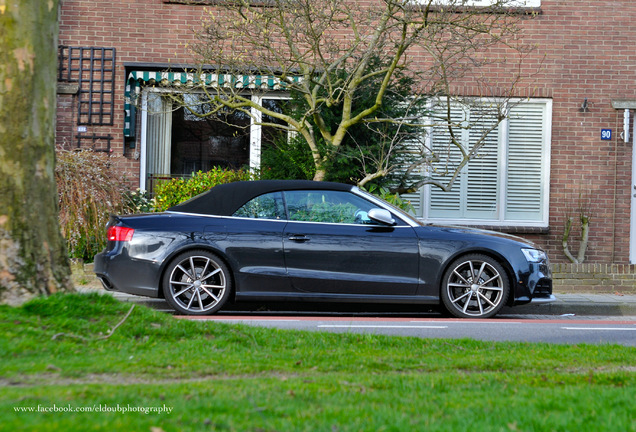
[
  {"x1": 259, "y1": 56, "x2": 428, "y2": 193},
  {"x1": 55, "y1": 149, "x2": 133, "y2": 261},
  {"x1": 362, "y1": 184, "x2": 414, "y2": 213},
  {"x1": 153, "y1": 167, "x2": 253, "y2": 211},
  {"x1": 290, "y1": 202, "x2": 358, "y2": 224},
  {"x1": 126, "y1": 189, "x2": 155, "y2": 213},
  {"x1": 260, "y1": 133, "x2": 315, "y2": 181}
]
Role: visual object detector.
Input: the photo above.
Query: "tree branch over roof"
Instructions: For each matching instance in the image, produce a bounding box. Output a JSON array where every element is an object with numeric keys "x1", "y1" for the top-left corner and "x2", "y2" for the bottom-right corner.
[{"x1": 168, "y1": 0, "x2": 538, "y2": 186}]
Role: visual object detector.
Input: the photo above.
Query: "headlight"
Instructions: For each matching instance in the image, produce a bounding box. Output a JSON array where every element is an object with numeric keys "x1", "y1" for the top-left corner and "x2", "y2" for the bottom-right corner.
[{"x1": 522, "y1": 248, "x2": 547, "y2": 263}]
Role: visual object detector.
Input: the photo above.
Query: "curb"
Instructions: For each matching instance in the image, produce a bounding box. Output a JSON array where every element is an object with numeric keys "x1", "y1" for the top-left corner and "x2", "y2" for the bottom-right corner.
[{"x1": 501, "y1": 293, "x2": 636, "y2": 317}]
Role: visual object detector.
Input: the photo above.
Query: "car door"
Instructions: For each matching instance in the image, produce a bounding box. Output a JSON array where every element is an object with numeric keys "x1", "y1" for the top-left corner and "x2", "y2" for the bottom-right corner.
[
  {"x1": 222, "y1": 191, "x2": 291, "y2": 294},
  {"x1": 282, "y1": 190, "x2": 419, "y2": 296}
]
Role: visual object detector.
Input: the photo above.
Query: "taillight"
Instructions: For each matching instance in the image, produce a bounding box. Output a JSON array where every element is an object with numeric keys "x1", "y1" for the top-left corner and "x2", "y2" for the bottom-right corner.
[{"x1": 107, "y1": 226, "x2": 134, "y2": 242}]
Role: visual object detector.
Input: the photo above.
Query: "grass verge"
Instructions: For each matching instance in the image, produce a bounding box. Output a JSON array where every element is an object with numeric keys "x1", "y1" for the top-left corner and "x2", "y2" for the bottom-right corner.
[{"x1": 1, "y1": 293, "x2": 635, "y2": 431}]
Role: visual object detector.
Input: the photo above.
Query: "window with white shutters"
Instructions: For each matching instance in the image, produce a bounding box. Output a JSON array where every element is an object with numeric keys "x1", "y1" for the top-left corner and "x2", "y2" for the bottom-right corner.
[
  {"x1": 408, "y1": 99, "x2": 551, "y2": 227},
  {"x1": 505, "y1": 102, "x2": 549, "y2": 222},
  {"x1": 415, "y1": 0, "x2": 541, "y2": 7}
]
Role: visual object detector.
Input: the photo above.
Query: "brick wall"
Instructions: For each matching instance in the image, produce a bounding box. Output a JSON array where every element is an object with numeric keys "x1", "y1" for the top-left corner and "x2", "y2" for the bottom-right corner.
[
  {"x1": 57, "y1": 0, "x2": 636, "y2": 264},
  {"x1": 552, "y1": 263, "x2": 636, "y2": 294},
  {"x1": 513, "y1": 1, "x2": 636, "y2": 265}
]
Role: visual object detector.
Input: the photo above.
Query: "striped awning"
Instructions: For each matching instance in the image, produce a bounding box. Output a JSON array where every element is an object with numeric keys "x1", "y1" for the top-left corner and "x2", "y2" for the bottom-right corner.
[{"x1": 124, "y1": 70, "x2": 299, "y2": 137}]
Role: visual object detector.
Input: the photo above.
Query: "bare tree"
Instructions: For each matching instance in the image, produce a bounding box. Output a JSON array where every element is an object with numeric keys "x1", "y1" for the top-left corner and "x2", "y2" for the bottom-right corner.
[
  {"x1": 173, "y1": 0, "x2": 536, "y2": 187},
  {"x1": 563, "y1": 189, "x2": 592, "y2": 264},
  {"x1": 0, "y1": 0, "x2": 72, "y2": 305}
]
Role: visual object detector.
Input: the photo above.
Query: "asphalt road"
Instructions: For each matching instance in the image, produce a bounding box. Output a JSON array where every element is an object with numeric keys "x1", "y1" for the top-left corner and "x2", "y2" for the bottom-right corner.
[
  {"x1": 179, "y1": 314, "x2": 636, "y2": 346},
  {"x1": 103, "y1": 292, "x2": 636, "y2": 346}
]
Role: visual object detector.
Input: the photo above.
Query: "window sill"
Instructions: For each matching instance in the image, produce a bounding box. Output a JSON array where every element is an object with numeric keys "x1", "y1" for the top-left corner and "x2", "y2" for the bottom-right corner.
[
  {"x1": 163, "y1": 0, "x2": 542, "y2": 14},
  {"x1": 406, "y1": 4, "x2": 542, "y2": 16},
  {"x1": 163, "y1": 0, "x2": 275, "y2": 5}
]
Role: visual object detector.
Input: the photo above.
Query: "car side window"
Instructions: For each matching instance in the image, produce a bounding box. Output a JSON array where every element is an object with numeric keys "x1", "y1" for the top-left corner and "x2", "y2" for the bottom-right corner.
[
  {"x1": 285, "y1": 190, "x2": 378, "y2": 224},
  {"x1": 233, "y1": 192, "x2": 285, "y2": 220}
]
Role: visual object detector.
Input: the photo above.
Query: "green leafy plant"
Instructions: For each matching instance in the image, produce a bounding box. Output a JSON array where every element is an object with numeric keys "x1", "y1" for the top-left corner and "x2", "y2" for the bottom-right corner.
[
  {"x1": 258, "y1": 56, "x2": 429, "y2": 193},
  {"x1": 260, "y1": 133, "x2": 316, "y2": 181},
  {"x1": 362, "y1": 184, "x2": 414, "y2": 213},
  {"x1": 55, "y1": 149, "x2": 134, "y2": 261},
  {"x1": 153, "y1": 167, "x2": 253, "y2": 211},
  {"x1": 290, "y1": 202, "x2": 358, "y2": 224},
  {"x1": 125, "y1": 189, "x2": 154, "y2": 213}
]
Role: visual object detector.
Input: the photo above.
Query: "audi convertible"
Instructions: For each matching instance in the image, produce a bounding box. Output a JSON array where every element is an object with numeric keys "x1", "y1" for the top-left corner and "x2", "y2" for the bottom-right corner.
[{"x1": 94, "y1": 180, "x2": 554, "y2": 318}]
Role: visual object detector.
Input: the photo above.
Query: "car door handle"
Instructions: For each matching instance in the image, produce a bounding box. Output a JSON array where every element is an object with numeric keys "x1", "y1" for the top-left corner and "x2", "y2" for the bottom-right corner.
[{"x1": 288, "y1": 235, "x2": 310, "y2": 243}]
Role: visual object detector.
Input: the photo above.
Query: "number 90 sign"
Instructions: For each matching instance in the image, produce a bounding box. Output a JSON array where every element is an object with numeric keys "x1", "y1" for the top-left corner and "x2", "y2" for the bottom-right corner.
[{"x1": 601, "y1": 129, "x2": 612, "y2": 140}]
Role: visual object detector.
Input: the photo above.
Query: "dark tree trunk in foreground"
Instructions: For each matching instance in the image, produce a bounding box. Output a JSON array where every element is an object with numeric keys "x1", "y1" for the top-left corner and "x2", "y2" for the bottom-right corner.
[{"x1": 0, "y1": 0, "x2": 72, "y2": 305}]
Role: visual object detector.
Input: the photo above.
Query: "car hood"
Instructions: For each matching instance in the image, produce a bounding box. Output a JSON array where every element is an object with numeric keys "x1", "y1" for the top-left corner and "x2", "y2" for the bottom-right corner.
[{"x1": 421, "y1": 223, "x2": 540, "y2": 248}]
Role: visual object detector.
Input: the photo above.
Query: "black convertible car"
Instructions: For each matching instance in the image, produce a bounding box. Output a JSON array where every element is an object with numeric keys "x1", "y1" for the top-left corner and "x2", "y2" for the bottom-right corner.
[{"x1": 94, "y1": 180, "x2": 554, "y2": 318}]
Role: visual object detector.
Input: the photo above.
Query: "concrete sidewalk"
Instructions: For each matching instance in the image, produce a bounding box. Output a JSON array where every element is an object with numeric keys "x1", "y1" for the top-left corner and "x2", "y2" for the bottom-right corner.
[{"x1": 501, "y1": 293, "x2": 636, "y2": 317}]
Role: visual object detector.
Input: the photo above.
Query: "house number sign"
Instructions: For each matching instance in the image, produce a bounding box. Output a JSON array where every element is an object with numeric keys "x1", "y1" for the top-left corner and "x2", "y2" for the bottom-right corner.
[{"x1": 601, "y1": 129, "x2": 612, "y2": 140}]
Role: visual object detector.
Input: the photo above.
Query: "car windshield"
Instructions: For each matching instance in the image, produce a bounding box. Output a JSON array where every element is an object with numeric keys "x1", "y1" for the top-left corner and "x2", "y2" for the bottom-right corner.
[{"x1": 354, "y1": 188, "x2": 424, "y2": 227}]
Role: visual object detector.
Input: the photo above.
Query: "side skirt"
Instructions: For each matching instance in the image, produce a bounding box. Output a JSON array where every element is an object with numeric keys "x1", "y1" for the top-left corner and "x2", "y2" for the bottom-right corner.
[{"x1": 235, "y1": 292, "x2": 440, "y2": 305}]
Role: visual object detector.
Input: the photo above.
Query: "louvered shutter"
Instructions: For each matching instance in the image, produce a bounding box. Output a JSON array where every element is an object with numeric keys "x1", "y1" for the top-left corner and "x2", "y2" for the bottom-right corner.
[
  {"x1": 395, "y1": 135, "x2": 427, "y2": 217},
  {"x1": 400, "y1": 190, "x2": 424, "y2": 217},
  {"x1": 505, "y1": 103, "x2": 547, "y2": 221},
  {"x1": 428, "y1": 104, "x2": 466, "y2": 218},
  {"x1": 465, "y1": 105, "x2": 499, "y2": 219}
]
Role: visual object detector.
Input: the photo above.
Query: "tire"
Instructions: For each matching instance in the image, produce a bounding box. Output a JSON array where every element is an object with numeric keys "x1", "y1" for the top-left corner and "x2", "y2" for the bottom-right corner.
[
  {"x1": 162, "y1": 250, "x2": 232, "y2": 315},
  {"x1": 441, "y1": 254, "x2": 510, "y2": 319}
]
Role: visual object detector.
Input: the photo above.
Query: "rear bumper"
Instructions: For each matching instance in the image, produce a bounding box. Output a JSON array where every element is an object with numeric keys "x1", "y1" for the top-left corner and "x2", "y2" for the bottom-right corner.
[{"x1": 94, "y1": 248, "x2": 162, "y2": 298}]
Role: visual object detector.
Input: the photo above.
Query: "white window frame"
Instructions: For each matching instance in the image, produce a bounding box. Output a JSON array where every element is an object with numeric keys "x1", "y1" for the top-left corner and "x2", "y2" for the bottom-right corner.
[
  {"x1": 417, "y1": 98, "x2": 552, "y2": 228},
  {"x1": 418, "y1": 0, "x2": 540, "y2": 7},
  {"x1": 249, "y1": 94, "x2": 290, "y2": 173}
]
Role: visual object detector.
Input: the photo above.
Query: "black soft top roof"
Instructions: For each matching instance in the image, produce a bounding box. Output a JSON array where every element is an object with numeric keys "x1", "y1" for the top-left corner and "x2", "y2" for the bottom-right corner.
[{"x1": 167, "y1": 180, "x2": 354, "y2": 216}]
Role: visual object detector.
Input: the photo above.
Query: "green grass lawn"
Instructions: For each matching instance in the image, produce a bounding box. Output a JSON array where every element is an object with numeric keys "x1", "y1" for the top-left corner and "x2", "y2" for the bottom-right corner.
[{"x1": 1, "y1": 293, "x2": 634, "y2": 431}]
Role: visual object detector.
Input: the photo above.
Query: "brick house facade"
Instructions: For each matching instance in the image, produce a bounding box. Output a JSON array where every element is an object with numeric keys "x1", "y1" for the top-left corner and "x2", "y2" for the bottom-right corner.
[{"x1": 57, "y1": 0, "x2": 636, "y2": 265}]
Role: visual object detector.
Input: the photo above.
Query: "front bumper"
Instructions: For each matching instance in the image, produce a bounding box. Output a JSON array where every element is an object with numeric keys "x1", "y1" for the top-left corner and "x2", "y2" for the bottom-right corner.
[
  {"x1": 530, "y1": 294, "x2": 557, "y2": 304},
  {"x1": 511, "y1": 259, "x2": 553, "y2": 306}
]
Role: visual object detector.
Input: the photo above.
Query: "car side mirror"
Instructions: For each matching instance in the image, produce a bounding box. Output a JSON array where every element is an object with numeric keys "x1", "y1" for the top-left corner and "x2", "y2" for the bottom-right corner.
[{"x1": 368, "y1": 208, "x2": 395, "y2": 226}]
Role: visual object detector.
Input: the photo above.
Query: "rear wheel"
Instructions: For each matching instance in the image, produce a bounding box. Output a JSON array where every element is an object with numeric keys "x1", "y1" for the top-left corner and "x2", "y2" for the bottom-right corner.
[
  {"x1": 441, "y1": 254, "x2": 510, "y2": 318},
  {"x1": 163, "y1": 250, "x2": 232, "y2": 315}
]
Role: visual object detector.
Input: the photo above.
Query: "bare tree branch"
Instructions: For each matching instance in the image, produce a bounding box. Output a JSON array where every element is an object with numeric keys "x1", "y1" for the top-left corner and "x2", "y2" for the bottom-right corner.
[{"x1": 157, "y1": 0, "x2": 539, "y2": 185}]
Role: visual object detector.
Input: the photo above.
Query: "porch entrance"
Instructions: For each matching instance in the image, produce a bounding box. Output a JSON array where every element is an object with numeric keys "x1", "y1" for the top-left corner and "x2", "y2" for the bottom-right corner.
[{"x1": 139, "y1": 91, "x2": 286, "y2": 194}]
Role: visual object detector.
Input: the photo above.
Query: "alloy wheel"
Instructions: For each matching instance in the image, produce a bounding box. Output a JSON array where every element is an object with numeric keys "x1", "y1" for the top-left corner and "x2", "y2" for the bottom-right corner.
[
  {"x1": 443, "y1": 255, "x2": 509, "y2": 318},
  {"x1": 164, "y1": 251, "x2": 230, "y2": 314}
]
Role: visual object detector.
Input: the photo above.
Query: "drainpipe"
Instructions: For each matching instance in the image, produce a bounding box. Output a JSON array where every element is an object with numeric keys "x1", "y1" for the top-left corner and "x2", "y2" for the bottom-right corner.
[{"x1": 612, "y1": 100, "x2": 636, "y2": 263}]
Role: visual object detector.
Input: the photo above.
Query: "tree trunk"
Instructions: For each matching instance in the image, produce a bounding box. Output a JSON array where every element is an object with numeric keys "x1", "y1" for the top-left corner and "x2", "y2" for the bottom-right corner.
[
  {"x1": 0, "y1": 0, "x2": 72, "y2": 305},
  {"x1": 313, "y1": 169, "x2": 327, "y2": 182}
]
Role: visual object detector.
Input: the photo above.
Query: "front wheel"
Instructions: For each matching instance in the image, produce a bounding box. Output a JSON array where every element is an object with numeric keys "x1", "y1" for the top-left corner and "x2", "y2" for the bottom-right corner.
[
  {"x1": 441, "y1": 254, "x2": 510, "y2": 318},
  {"x1": 163, "y1": 250, "x2": 232, "y2": 315}
]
